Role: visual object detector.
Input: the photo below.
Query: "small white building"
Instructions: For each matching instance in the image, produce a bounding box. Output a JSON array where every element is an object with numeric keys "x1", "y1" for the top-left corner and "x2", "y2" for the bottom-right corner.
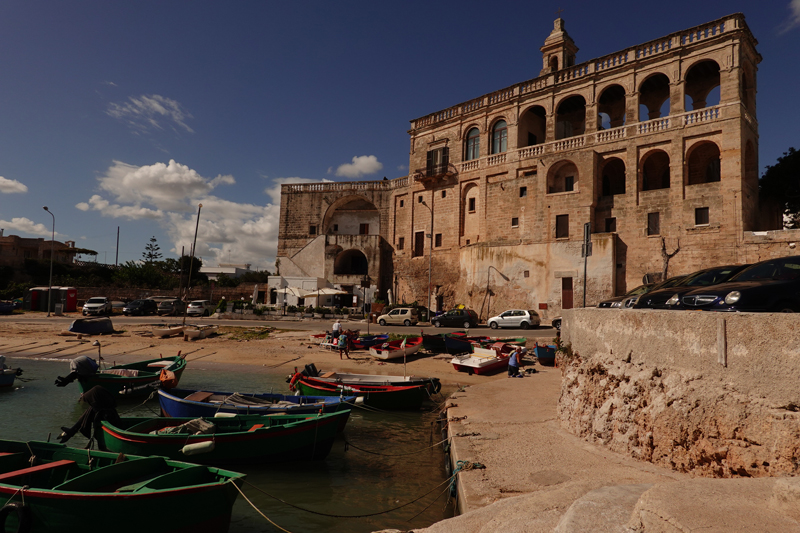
[{"x1": 200, "y1": 263, "x2": 252, "y2": 281}]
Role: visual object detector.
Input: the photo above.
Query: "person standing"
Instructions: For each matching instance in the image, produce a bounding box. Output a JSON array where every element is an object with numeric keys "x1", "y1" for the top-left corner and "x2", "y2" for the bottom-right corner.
[
  {"x1": 332, "y1": 319, "x2": 342, "y2": 338},
  {"x1": 508, "y1": 346, "x2": 524, "y2": 378},
  {"x1": 338, "y1": 331, "x2": 350, "y2": 359}
]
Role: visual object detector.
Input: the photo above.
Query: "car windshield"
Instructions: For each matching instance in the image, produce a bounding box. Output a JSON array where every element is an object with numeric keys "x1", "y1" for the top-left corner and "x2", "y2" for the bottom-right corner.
[
  {"x1": 654, "y1": 276, "x2": 686, "y2": 290},
  {"x1": 128, "y1": 300, "x2": 143, "y2": 306},
  {"x1": 86, "y1": 298, "x2": 105, "y2": 304},
  {"x1": 683, "y1": 266, "x2": 741, "y2": 287},
  {"x1": 733, "y1": 259, "x2": 800, "y2": 282},
  {"x1": 625, "y1": 284, "x2": 651, "y2": 296}
]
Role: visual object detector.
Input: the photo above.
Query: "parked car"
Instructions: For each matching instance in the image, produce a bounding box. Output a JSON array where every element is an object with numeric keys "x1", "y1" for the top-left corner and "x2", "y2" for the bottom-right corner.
[
  {"x1": 680, "y1": 256, "x2": 800, "y2": 312},
  {"x1": 597, "y1": 283, "x2": 654, "y2": 308},
  {"x1": 82, "y1": 297, "x2": 112, "y2": 316},
  {"x1": 634, "y1": 265, "x2": 749, "y2": 309},
  {"x1": 187, "y1": 300, "x2": 213, "y2": 317},
  {"x1": 157, "y1": 299, "x2": 186, "y2": 316},
  {"x1": 625, "y1": 275, "x2": 687, "y2": 309},
  {"x1": 123, "y1": 299, "x2": 158, "y2": 316},
  {"x1": 432, "y1": 308, "x2": 479, "y2": 328},
  {"x1": 487, "y1": 309, "x2": 540, "y2": 329},
  {"x1": 551, "y1": 316, "x2": 562, "y2": 331},
  {"x1": 377, "y1": 307, "x2": 418, "y2": 326}
]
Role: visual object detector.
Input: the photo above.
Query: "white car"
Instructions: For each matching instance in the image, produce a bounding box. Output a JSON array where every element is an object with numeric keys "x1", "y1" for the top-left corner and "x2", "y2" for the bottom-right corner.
[
  {"x1": 82, "y1": 297, "x2": 112, "y2": 316},
  {"x1": 187, "y1": 300, "x2": 213, "y2": 317},
  {"x1": 487, "y1": 309, "x2": 541, "y2": 330},
  {"x1": 377, "y1": 307, "x2": 419, "y2": 326}
]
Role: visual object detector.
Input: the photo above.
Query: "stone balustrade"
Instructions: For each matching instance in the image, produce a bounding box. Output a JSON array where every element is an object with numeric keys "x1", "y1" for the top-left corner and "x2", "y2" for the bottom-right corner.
[{"x1": 283, "y1": 176, "x2": 409, "y2": 193}]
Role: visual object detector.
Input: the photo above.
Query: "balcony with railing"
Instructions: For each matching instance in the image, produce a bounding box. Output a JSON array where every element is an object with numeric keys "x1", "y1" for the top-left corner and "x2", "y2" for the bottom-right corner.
[
  {"x1": 410, "y1": 14, "x2": 745, "y2": 132},
  {"x1": 283, "y1": 176, "x2": 410, "y2": 194}
]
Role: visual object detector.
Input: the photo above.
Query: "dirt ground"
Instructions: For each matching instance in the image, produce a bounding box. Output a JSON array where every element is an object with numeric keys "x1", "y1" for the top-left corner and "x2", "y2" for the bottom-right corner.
[{"x1": 0, "y1": 321, "x2": 552, "y2": 387}]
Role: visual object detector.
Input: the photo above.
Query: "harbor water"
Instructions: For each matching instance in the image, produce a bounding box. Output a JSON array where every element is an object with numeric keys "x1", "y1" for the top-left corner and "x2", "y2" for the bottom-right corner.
[{"x1": 0, "y1": 356, "x2": 454, "y2": 532}]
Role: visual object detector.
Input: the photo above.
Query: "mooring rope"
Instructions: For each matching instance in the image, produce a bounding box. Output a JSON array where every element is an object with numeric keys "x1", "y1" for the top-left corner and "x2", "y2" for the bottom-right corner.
[
  {"x1": 232, "y1": 482, "x2": 294, "y2": 533},
  {"x1": 344, "y1": 437, "x2": 448, "y2": 457}
]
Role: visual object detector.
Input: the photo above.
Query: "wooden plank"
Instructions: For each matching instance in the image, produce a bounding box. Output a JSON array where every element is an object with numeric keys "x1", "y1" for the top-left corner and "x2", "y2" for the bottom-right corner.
[
  {"x1": 247, "y1": 424, "x2": 265, "y2": 432},
  {"x1": 185, "y1": 391, "x2": 214, "y2": 402},
  {"x1": 0, "y1": 459, "x2": 75, "y2": 481}
]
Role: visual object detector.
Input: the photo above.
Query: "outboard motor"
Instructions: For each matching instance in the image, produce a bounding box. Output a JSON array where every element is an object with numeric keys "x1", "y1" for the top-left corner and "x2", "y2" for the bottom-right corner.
[{"x1": 303, "y1": 363, "x2": 319, "y2": 377}]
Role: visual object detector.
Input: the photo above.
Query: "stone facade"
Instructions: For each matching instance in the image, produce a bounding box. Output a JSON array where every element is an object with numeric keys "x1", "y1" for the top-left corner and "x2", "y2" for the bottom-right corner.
[{"x1": 277, "y1": 13, "x2": 794, "y2": 321}]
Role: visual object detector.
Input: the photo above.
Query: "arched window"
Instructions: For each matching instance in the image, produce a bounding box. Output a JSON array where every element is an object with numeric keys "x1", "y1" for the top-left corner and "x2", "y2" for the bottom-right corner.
[
  {"x1": 687, "y1": 142, "x2": 721, "y2": 185},
  {"x1": 491, "y1": 121, "x2": 507, "y2": 154},
  {"x1": 465, "y1": 128, "x2": 480, "y2": 161},
  {"x1": 641, "y1": 150, "x2": 671, "y2": 191},
  {"x1": 334, "y1": 249, "x2": 368, "y2": 275}
]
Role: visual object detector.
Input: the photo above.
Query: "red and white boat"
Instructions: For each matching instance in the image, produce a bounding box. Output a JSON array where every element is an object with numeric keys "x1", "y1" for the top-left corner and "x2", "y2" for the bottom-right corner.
[
  {"x1": 450, "y1": 342, "x2": 514, "y2": 375},
  {"x1": 369, "y1": 337, "x2": 423, "y2": 361}
]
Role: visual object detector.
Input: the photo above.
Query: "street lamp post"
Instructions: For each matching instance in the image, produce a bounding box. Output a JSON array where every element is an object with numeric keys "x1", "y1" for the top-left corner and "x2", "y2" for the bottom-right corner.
[
  {"x1": 43, "y1": 206, "x2": 55, "y2": 317},
  {"x1": 420, "y1": 200, "x2": 433, "y2": 322}
]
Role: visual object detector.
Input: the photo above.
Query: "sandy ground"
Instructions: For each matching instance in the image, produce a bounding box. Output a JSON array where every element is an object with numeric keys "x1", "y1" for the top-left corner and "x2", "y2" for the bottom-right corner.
[{"x1": 0, "y1": 321, "x2": 545, "y2": 387}]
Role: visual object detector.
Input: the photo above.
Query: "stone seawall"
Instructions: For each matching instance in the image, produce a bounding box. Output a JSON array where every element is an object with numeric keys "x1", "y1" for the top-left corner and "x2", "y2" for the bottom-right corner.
[{"x1": 559, "y1": 309, "x2": 800, "y2": 478}]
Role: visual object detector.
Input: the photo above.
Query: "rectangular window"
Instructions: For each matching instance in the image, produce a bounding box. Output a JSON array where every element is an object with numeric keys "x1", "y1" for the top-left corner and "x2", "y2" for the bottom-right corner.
[
  {"x1": 399, "y1": 200, "x2": 404, "y2": 207},
  {"x1": 435, "y1": 233, "x2": 442, "y2": 247},
  {"x1": 511, "y1": 217, "x2": 519, "y2": 227},
  {"x1": 333, "y1": 224, "x2": 338, "y2": 232},
  {"x1": 695, "y1": 207, "x2": 709, "y2": 226},
  {"x1": 309, "y1": 225, "x2": 317, "y2": 235},
  {"x1": 359, "y1": 224, "x2": 369, "y2": 235},
  {"x1": 441, "y1": 190, "x2": 447, "y2": 198},
  {"x1": 397, "y1": 237, "x2": 405, "y2": 250},
  {"x1": 418, "y1": 195, "x2": 423, "y2": 203},
  {"x1": 565, "y1": 176, "x2": 574, "y2": 192},
  {"x1": 519, "y1": 186, "x2": 527, "y2": 198},
  {"x1": 605, "y1": 217, "x2": 616, "y2": 232},
  {"x1": 468, "y1": 197, "x2": 476, "y2": 212},
  {"x1": 556, "y1": 214, "x2": 569, "y2": 239},
  {"x1": 647, "y1": 212, "x2": 660, "y2": 236},
  {"x1": 413, "y1": 231, "x2": 424, "y2": 257},
  {"x1": 426, "y1": 147, "x2": 449, "y2": 177},
  {"x1": 524, "y1": 270, "x2": 530, "y2": 278}
]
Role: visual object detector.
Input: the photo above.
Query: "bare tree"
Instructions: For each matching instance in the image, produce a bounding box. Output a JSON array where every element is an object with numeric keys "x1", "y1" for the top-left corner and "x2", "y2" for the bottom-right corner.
[{"x1": 661, "y1": 237, "x2": 681, "y2": 279}]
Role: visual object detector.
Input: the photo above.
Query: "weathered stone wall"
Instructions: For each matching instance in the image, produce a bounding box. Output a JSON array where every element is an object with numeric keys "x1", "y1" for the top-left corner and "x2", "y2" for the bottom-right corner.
[{"x1": 559, "y1": 308, "x2": 800, "y2": 478}]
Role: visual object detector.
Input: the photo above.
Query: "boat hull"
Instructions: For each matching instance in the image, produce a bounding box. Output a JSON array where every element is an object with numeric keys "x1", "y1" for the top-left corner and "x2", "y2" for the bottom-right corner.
[
  {"x1": 68, "y1": 317, "x2": 114, "y2": 335},
  {"x1": 297, "y1": 364, "x2": 441, "y2": 395},
  {"x1": 0, "y1": 369, "x2": 16, "y2": 388},
  {"x1": 450, "y1": 354, "x2": 510, "y2": 375},
  {"x1": 293, "y1": 376, "x2": 427, "y2": 410},
  {"x1": 534, "y1": 344, "x2": 556, "y2": 366},
  {"x1": 99, "y1": 412, "x2": 349, "y2": 464},
  {"x1": 158, "y1": 388, "x2": 355, "y2": 423},
  {"x1": 368, "y1": 338, "x2": 423, "y2": 360},
  {"x1": 77, "y1": 356, "x2": 187, "y2": 397},
  {"x1": 0, "y1": 439, "x2": 244, "y2": 533}
]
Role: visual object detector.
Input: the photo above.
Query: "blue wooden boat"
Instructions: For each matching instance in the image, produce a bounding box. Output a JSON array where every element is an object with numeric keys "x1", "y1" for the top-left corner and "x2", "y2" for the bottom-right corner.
[
  {"x1": 533, "y1": 344, "x2": 556, "y2": 366},
  {"x1": 158, "y1": 388, "x2": 356, "y2": 421},
  {"x1": 351, "y1": 334, "x2": 389, "y2": 350},
  {"x1": 443, "y1": 334, "x2": 472, "y2": 354},
  {"x1": 68, "y1": 317, "x2": 114, "y2": 335}
]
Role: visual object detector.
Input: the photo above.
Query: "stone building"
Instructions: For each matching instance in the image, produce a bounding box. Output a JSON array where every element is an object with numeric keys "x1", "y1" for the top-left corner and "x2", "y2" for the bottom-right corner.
[
  {"x1": 0, "y1": 232, "x2": 79, "y2": 268},
  {"x1": 277, "y1": 13, "x2": 798, "y2": 321}
]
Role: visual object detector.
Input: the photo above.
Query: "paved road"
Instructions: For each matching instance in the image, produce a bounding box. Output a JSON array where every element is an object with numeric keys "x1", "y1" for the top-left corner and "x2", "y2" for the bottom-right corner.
[{"x1": 0, "y1": 313, "x2": 560, "y2": 340}]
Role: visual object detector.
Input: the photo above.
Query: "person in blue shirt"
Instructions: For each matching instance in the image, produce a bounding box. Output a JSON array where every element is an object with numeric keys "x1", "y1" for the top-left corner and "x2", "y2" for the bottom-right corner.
[
  {"x1": 338, "y1": 332, "x2": 350, "y2": 360},
  {"x1": 508, "y1": 346, "x2": 524, "y2": 378}
]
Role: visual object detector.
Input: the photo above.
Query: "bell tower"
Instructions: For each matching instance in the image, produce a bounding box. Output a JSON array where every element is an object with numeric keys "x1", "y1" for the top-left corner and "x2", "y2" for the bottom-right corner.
[{"x1": 540, "y1": 17, "x2": 578, "y2": 76}]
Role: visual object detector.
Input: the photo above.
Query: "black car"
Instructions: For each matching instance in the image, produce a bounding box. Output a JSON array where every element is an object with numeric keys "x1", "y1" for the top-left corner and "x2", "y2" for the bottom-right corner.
[
  {"x1": 624, "y1": 276, "x2": 687, "y2": 308},
  {"x1": 680, "y1": 256, "x2": 800, "y2": 312},
  {"x1": 432, "y1": 308, "x2": 480, "y2": 328},
  {"x1": 634, "y1": 265, "x2": 750, "y2": 309},
  {"x1": 597, "y1": 283, "x2": 654, "y2": 308},
  {"x1": 123, "y1": 299, "x2": 158, "y2": 316}
]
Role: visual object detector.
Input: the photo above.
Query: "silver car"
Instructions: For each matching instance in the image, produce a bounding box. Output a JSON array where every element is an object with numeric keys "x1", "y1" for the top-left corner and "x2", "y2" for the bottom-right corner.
[{"x1": 487, "y1": 309, "x2": 541, "y2": 330}]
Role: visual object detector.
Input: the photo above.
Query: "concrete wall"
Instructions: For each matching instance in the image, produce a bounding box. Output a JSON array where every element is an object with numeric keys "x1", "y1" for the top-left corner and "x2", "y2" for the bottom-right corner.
[{"x1": 559, "y1": 308, "x2": 800, "y2": 477}]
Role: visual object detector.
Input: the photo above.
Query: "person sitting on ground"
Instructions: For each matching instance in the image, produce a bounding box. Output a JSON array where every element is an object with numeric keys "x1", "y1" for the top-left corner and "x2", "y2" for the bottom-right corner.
[
  {"x1": 508, "y1": 346, "x2": 524, "y2": 378},
  {"x1": 338, "y1": 331, "x2": 350, "y2": 360}
]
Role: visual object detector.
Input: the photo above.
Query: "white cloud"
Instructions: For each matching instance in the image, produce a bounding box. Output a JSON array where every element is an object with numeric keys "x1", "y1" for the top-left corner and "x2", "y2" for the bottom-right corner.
[
  {"x1": 0, "y1": 217, "x2": 57, "y2": 237},
  {"x1": 779, "y1": 0, "x2": 800, "y2": 34},
  {"x1": 107, "y1": 94, "x2": 194, "y2": 134},
  {"x1": 0, "y1": 176, "x2": 28, "y2": 194},
  {"x1": 397, "y1": 164, "x2": 407, "y2": 171},
  {"x1": 334, "y1": 155, "x2": 383, "y2": 178}
]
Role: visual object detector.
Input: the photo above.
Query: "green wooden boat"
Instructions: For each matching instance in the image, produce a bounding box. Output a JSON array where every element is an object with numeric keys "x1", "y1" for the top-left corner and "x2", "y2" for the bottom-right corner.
[
  {"x1": 77, "y1": 355, "x2": 187, "y2": 397},
  {"x1": 0, "y1": 439, "x2": 244, "y2": 533},
  {"x1": 292, "y1": 374, "x2": 428, "y2": 410},
  {"x1": 98, "y1": 411, "x2": 350, "y2": 464}
]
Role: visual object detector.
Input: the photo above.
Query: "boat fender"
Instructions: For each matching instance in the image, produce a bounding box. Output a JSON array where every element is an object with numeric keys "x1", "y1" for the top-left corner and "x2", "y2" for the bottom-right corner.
[
  {"x1": 181, "y1": 441, "x2": 216, "y2": 456},
  {"x1": 289, "y1": 373, "x2": 301, "y2": 392},
  {"x1": 0, "y1": 502, "x2": 32, "y2": 533},
  {"x1": 213, "y1": 412, "x2": 237, "y2": 418},
  {"x1": 354, "y1": 396, "x2": 365, "y2": 405}
]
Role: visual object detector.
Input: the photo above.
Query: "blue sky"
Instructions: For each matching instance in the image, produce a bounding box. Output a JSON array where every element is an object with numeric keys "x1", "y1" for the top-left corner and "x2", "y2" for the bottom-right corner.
[{"x1": 0, "y1": 1, "x2": 798, "y2": 271}]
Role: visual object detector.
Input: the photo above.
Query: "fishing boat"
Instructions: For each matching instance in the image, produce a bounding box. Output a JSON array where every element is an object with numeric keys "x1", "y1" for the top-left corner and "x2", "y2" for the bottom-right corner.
[
  {"x1": 0, "y1": 356, "x2": 21, "y2": 388},
  {"x1": 422, "y1": 333, "x2": 448, "y2": 353},
  {"x1": 153, "y1": 324, "x2": 185, "y2": 338},
  {"x1": 295, "y1": 363, "x2": 441, "y2": 394},
  {"x1": 158, "y1": 388, "x2": 356, "y2": 423},
  {"x1": 368, "y1": 336, "x2": 423, "y2": 360},
  {"x1": 98, "y1": 411, "x2": 350, "y2": 465},
  {"x1": 350, "y1": 334, "x2": 389, "y2": 350},
  {"x1": 450, "y1": 342, "x2": 513, "y2": 375},
  {"x1": 533, "y1": 343, "x2": 557, "y2": 366},
  {"x1": 0, "y1": 439, "x2": 244, "y2": 533},
  {"x1": 184, "y1": 324, "x2": 219, "y2": 340},
  {"x1": 77, "y1": 354, "x2": 187, "y2": 397},
  {"x1": 290, "y1": 374, "x2": 428, "y2": 410},
  {"x1": 68, "y1": 317, "x2": 114, "y2": 335}
]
